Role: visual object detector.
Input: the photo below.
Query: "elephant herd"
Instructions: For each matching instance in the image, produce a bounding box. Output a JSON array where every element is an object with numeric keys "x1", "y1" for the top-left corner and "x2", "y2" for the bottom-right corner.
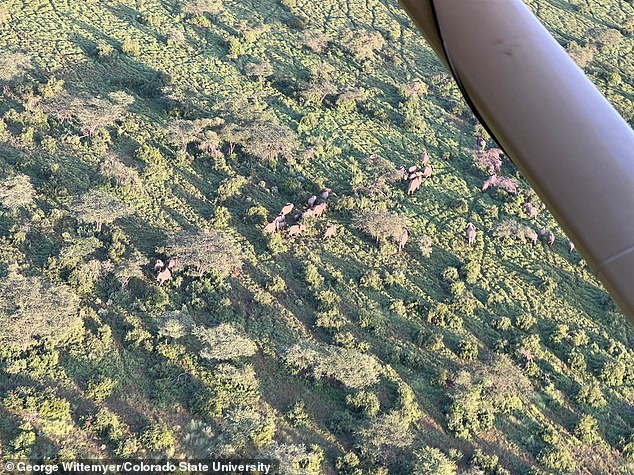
[{"x1": 263, "y1": 188, "x2": 335, "y2": 240}]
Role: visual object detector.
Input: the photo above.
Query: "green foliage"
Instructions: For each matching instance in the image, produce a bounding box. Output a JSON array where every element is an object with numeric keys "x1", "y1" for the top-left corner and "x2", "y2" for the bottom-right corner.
[
  {"x1": 576, "y1": 383, "x2": 606, "y2": 408},
  {"x1": 0, "y1": 174, "x2": 36, "y2": 210},
  {"x1": 446, "y1": 384, "x2": 494, "y2": 439},
  {"x1": 458, "y1": 340, "x2": 478, "y2": 361},
  {"x1": 574, "y1": 414, "x2": 603, "y2": 446},
  {"x1": 346, "y1": 390, "x2": 380, "y2": 417},
  {"x1": 163, "y1": 228, "x2": 242, "y2": 277},
  {"x1": 193, "y1": 323, "x2": 257, "y2": 361},
  {"x1": 286, "y1": 401, "x2": 310, "y2": 426},
  {"x1": 141, "y1": 422, "x2": 175, "y2": 454},
  {"x1": 514, "y1": 314, "x2": 537, "y2": 330},
  {"x1": 89, "y1": 408, "x2": 124, "y2": 441},
  {"x1": 121, "y1": 37, "x2": 141, "y2": 57},
  {"x1": 413, "y1": 446, "x2": 456, "y2": 475},
  {"x1": 305, "y1": 263, "x2": 324, "y2": 288},
  {"x1": 71, "y1": 190, "x2": 131, "y2": 231},
  {"x1": 354, "y1": 211, "x2": 407, "y2": 246},
  {"x1": 261, "y1": 442, "x2": 323, "y2": 475},
  {"x1": 0, "y1": 272, "x2": 81, "y2": 351},
  {"x1": 285, "y1": 342, "x2": 381, "y2": 389},
  {"x1": 470, "y1": 449, "x2": 503, "y2": 475},
  {"x1": 86, "y1": 377, "x2": 118, "y2": 402},
  {"x1": 0, "y1": 0, "x2": 633, "y2": 471},
  {"x1": 537, "y1": 442, "x2": 576, "y2": 473},
  {"x1": 599, "y1": 359, "x2": 626, "y2": 387}
]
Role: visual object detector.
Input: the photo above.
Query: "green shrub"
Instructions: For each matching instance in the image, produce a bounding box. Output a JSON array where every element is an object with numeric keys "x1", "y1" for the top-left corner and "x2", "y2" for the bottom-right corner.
[
  {"x1": 537, "y1": 444, "x2": 576, "y2": 473},
  {"x1": 266, "y1": 275, "x2": 286, "y2": 292},
  {"x1": 86, "y1": 377, "x2": 118, "y2": 402},
  {"x1": 193, "y1": 323, "x2": 257, "y2": 361},
  {"x1": 336, "y1": 452, "x2": 362, "y2": 475},
  {"x1": 96, "y1": 40, "x2": 115, "y2": 59},
  {"x1": 514, "y1": 314, "x2": 536, "y2": 330},
  {"x1": 91, "y1": 408, "x2": 124, "y2": 441},
  {"x1": 305, "y1": 263, "x2": 324, "y2": 288},
  {"x1": 470, "y1": 449, "x2": 500, "y2": 474},
  {"x1": 121, "y1": 37, "x2": 141, "y2": 56},
  {"x1": 413, "y1": 446, "x2": 456, "y2": 475},
  {"x1": 360, "y1": 269, "x2": 383, "y2": 290},
  {"x1": 599, "y1": 360, "x2": 626, "y2": 387},
  {"x1": 574, "y1": 414, "x2": 602, "y2": 445},
  {"x1": 567, "y1": 350, "x2": 586, "y2": 373},
  {"x1": 462, "y1": 260, "x2": 481, "y2": 285},
  {"x1": 141, "y1": 423, "x2": 175, "y2": 454},
  {"x1": 576, "y1": 383, "x2": 606, "y2": 408},
  {"x1": 441, "y1": 267, "x2": 459, "y2": 282},
  {"x1": 286, "y1": 401, "x2": 310, "y2": 426},
  {"x1": 390, "y1": 299, "x2": 407, "y2": 317},
  {"x1": 346, "y1": 390, "x2": 380, "y2": 417},
  {"x1": 446, "y1": 385, "x2": 494, "y2": 439},
  {"x1": 492, "y1": 317, "x2": 512, "y2": 331},
  {"x1": 458, "y1": 341, "x2": 478, "y2": 361}
]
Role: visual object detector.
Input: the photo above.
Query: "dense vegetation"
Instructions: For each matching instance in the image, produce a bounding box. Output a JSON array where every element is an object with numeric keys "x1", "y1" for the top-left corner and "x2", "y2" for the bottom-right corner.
[{"x1": 0, "y1": 0, "x2": 633, "y2": 473}]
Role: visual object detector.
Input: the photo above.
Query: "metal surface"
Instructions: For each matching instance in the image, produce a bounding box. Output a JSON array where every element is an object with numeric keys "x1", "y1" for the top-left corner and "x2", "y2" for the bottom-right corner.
[{"x1": 400, "y1": 0, "x2": 634, "y2": 325}]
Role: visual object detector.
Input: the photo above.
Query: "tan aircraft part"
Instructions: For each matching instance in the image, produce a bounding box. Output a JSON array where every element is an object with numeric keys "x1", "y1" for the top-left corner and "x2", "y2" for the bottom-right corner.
[{"x1": 400, "y1": 0, "x2": 634, "y2": 325}]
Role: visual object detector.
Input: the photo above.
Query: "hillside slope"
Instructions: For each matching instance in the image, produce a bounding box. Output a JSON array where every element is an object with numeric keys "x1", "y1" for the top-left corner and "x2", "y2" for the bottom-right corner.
[{"x1": 0, "y1": 0, "x2": 633, "y2": 473}]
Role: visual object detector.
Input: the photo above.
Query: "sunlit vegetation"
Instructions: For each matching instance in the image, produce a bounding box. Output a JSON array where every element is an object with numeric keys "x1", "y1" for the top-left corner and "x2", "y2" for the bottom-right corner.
[{"x1": 0, "y1": 0, "x2": 632, "y2": 472}]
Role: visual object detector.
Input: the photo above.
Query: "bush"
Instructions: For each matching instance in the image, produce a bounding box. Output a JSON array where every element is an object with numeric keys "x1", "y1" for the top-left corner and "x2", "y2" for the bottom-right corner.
[
  {"x1": 427, "y1": 303, "x2": 462, "y2": 329},
  {"x1": 360, "y1": 270, "x2": 383, "y2": 290},
  {"x1": 121, "y1": 37, "x2": 141, "y2": 57},
  {"x1": 599, "y1": 360, "x2": 626, "y2": 387},
  {"x1": 458, "y1": 341, "x2": 478, "y2": 361},
  {"x1": 576, "y1": 383, "x2": 606, "y2": 408},
  {"x1": 492, "y1": 317, "x2": 512, "y2": 331},
  {"x1": 462, "y1": 260, "x2": 481, "y2": 285},
  {"x1": 193, "y1": 323, "x2": 257, "y2": 361},
  {"x1": 567, "y1": 350, "x2": 586, "y2": 373},
  {"x1": 470, "y1": 449, "x2": 501, "y2": 474},
  {"x1": 574, "y1": 414, "x2": 602, "y2": 445},
  {"x1": 537, "y1": 444, "x2": 576, "y2": 473},
  {"x1": 346, "y1": 390, "x2": 380, "y2": 417},
  {"x1": 336, "y1": 452, "x2": 362, "y2": 475},
  {"x1": 141, "y1": 423, "x2": 175, "y2": 454},
  {"x1": 305, "y1": 263, "x2": 324, "y2": 288},
  {"x1": 86, "y1": 377, "x2": 118, "y2": 402},
  {"x1": 0, "y1": 272, "x2": 82, "y2": 351},
  {"x1": 96, "y1": 40, "x2": 115, "y2": 59},
  {"x1": 441, "y1": 267, "x2": 459, "y2": 282},
  {"x1": 514, "y1": 314, "x2": 536, "y2": 330},
  {"x1": 284, "y1": 342, "x2": 381, "y2": 389},
  {"x1": 266, "y1": 275, "x2": 286, "y2": 292},
  {"x1": 162, "y1": 228, "x2": 242, "y2": 278},
  {"x1": 446, "y1": 385, "x2": 494, "y2": 439},
  {"x1": 413, "y1": 446, "x2": 456, "y2": 475},
  {"x1": 286, "y1": 401, "x2": 310, "y2": 426}
]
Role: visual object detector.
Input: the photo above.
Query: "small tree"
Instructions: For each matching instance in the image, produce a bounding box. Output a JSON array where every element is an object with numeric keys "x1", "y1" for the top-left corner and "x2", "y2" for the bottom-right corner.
[
  {"x1": 0, "y1": 174, "x2": 36, "y2": 210},
  {"x1": 242, "y1": 122, "x2": 298, "y2": 163},
  {"x1": 354, "y1": 211, "x2": 407, "y2": 247},
  {"x1": 42, "y1": 90, "x2": 134, "y2": 137},
  {"x1": 163, "y1": 228, "x2": 242, "y2": 277},
  {"x1": 0, "y1": 272, "x2": 81, "y2": 351},
  {"x1": 413, "y1": 446, "x2": 457, "y2": 475},
  {"x1": 193, "y1": 323, "x2": 257, "y2": 361},
  {"x1": 113, "y1": 249, "x2": 146, "y2": 289},
  {"x1": 341, "y1": 29, "x2": 385, "y2": 61},
  {"x1": 71, "y1": 190, "x2": 131, "y2": 232}
]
